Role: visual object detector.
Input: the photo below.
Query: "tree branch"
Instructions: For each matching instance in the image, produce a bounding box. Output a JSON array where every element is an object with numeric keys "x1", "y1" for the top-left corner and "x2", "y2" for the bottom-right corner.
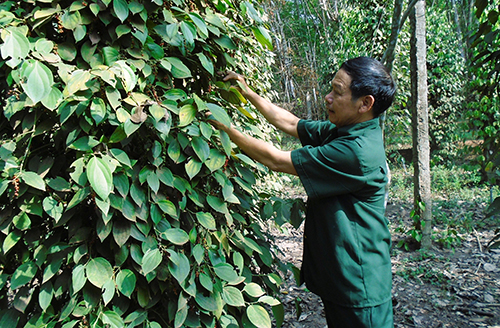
[{"x1": 399, "y1": 0, "x2": 419, "y2": 31}]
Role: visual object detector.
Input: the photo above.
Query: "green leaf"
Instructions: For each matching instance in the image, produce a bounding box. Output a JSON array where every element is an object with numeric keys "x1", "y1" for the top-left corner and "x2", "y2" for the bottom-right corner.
[
  {"x1": 147, "y1": 173, "x2": 160, "y2": 194},
  {"x1": 199, "y1": 273, "x2": 213, "y2": 292},
  {"x1": 179, "y1": 104, "x2": 197, "y2": 127},
  {"x1": 157, "y1": 199, "x2": 178, "y2": 219},
  {"x1": 113, "y1": 175, "x2": 129, "y2": 199},
  {"x1": 41, "y1": 87, "x2": 63, "y2": 110},
  {"x1": 39, "y1": 282, "x2": 54, "y2": 311},
  {"x1": 272, "y1": 303, "x2": 285, "y2": 328},
  {"x1": 109, "y1": 148, "x2": 132, "y2": 168},
  {"x1": 43, "y1": 197, "x2": 63, "y2": 221},
  {"x1": 214, "y1": 263, "x2": 239, "y2": 283},
  {"x1": 11, "y1": 262, "x2": 37, "y2": 290},
  {"x1": 243, "y1": 282, "x2": 265, "y2": 298},
  {"x1": 180, "y1": 21, "x2": 195, "y2": 48},
  {"x1": 3, "y1": 229, "x2": 21, "y2": 254},
  {"x1": 157, "y1": 167, "x2": 174, "y2": 187},
  {"x1": 214, "y1": 35, "x2": 236, "y2": 50},
  {"x1": 0, "y1": 310, "x2": 20, "y2": 328},
  {"x1": 87, "y1": 156, "x2": 113, "y2": 200},
  {"x1": 58, "y1": 42, "x2": 77, "y2": 61},
  {"x1": 175, "y1": 305, "x2": 188, "y2": 328},
  {"x1": 113, "y1": 220, "x2": 131, "y2": 247},
  {"x1": 73, "y1": 25, "x2": 86, "y2": 42},
  {"x1": 113, "y1": 0, "x2": 129, "y2": 22},
  {"x1": 196, "y1": 212, "x2": 216, "y2": 230},
  {"x1": 220, "y1": 131, "x2": 232, "y2": 156},
  {"x1": 130, "y1": 183, "x2": 146, "y2": 206},
  {"x1": 247, "y1": 305, "x2": 271, "y2": 328},
  {"x1": 185, "y1": 158, "x2": 202, "y2": 179},
  {"x1": 116, "y1": 269, "x2": 136, "y2": 297},
  {"x1": 102, "y1": 279, "x2": 115, "y2": 306},
  {"x1": 141, "y1": 248, "x2": 162, "y2": 275},
  {"x1": 67, "y1": 186, "x2": 91, "y2": 210},
  {"x1": 129, "y1": 1, "x2": 145, "y2": 13},
  {"x1": 22, "y1": 61, "x2": 54, "y2": 104},
  {"x1": 72, "y1": 264, "x2": 86, "y2": 294},
  {"x1": 20, "y1": 171, "x2": 45, "y2": 191},
  {"x1": 65, "y1": 70, "x2": 92, "y2": 95},
  {"x1": 0, "y1": 27, "x2": 30, "y2": 67},
  {"x1": 69, "y1": 136, "x2": 100, "y2": 151},
  {"x1": 163, "y1": 228, "x2": 189, "y2": 245},
  {"x1": 86, "y1": 257, "x2": 113, "y2": 288},
  {"x1": 195, "y1": 292, "x2": 218, "y2": 312},
  {"x1": 258, "y1": 295, "x2": 280, "y2": 306},
  {"x1": 60, "y1": 10, "x2": 81, "y2": 29},
  {"x1": 192, "y1": 244, "x2": 204, "y2": 265},
  {"x1": 116, "y1": 24, "x2": 132, "y2": 38},
  {"x1": 222, "y1": 286, "x2": 245, "y2": 307},
  {"x1": 189, "y1": 13, "x2": 209, "y2": 38},
  {"x1": 114, "y1": 60, "x2": 137, "y2": 92},
  {"x1": 102, "y1": 310, "x2": 124, "y2": 328},
  {"x1": 167, "y1": 250, "x2": 190, "y2": 284},
  {"x1": 95, "y1": 197, "x2": 110, "y2": 217},
  {"x1": 12, "y1": 212, "x2": 31, "y2": 231},
  {"x1": 145, "y1": 38, "x2": 164, "y2": 60},
  {"x1": 103, "y1": 46, "x2": 120, "y2": 66},
  {"x1": 206, "y1": 149, "x2": 226, "y2": 172},
  {"x1": 42, "y1": 256, "x2": 63, "y2": 284},
  {"x1": 192, "y1": 136, "x2": 210, "y2": 162},
  {"x1": 252, "y1": 26, "x2": 273, "y2": 50},
  {"x1": 91, "y1": 98, "x2": 107, "y2": 125},
  {"x1": 206, "y1": 103, "x2": 231, "y2": 128},
  {"x1": 164, "y1": 57, "x2": 192, "y2": 79},
  {"x1": 207, "y1": 195, "x2": 228, "y2": 214}
]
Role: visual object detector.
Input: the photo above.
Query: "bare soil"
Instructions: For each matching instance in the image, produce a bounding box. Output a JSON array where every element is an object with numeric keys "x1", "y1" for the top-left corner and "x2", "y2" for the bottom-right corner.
[{"x1": 273, "y1": 197, "x2": 500, "y2": 328}]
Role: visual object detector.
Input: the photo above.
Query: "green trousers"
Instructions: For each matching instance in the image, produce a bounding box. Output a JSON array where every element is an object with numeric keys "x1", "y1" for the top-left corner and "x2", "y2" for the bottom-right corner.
[{"x1": 322, "y1": 299, "x2": 394, "y2": 328}]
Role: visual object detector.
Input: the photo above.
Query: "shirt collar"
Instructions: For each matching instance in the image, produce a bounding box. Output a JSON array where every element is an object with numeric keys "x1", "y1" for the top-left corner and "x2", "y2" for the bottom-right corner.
[{"x1": 337, "y1": 118, "x2": 380, "y2": 136}]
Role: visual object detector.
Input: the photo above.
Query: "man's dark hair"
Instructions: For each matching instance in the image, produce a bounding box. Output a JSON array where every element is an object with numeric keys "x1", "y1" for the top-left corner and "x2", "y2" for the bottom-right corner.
[{"x1": 340, "y1": 56, "x2": 396, "y2": 117}]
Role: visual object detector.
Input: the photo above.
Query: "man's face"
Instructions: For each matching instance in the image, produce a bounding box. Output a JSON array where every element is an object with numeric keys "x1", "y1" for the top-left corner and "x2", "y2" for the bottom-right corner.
[{"x1": 325, "y1": 69, "x2": 366, "y2": 127}]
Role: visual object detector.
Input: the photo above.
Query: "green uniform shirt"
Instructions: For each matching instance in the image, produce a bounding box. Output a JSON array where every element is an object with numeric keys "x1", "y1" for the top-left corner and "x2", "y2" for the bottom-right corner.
[{"x1": 291, "y1": 118, "x2": 392, "y2": 308}]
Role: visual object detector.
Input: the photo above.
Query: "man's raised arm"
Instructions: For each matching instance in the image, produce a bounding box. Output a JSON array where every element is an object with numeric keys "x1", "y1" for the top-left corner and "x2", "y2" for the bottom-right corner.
[{"x1": 223, "y1": 72, "x2": 300, "y2": 138}]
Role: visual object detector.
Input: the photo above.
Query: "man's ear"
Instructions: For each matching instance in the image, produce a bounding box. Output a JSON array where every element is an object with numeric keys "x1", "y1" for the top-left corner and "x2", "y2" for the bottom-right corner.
[{"x1": 358, "y1": 95, "x2": 375, "y2": 114}]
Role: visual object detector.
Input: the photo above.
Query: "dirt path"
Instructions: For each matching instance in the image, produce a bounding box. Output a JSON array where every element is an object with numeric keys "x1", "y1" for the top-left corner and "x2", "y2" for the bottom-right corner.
[{"x1": 273, "y1": 199, "x2": 500, "y2": 328}]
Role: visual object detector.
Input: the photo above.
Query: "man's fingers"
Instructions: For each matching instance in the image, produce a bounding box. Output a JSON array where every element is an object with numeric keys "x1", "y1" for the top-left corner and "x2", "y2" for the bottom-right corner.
[{"x1": 222, "y1": 71, "x2": 240, "y2": 81}]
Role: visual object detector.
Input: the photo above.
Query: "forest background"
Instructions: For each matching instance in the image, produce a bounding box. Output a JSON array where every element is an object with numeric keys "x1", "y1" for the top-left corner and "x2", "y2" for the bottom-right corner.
[{"x1": 0, "y1": 0, "x2": 499, "y2": 327}]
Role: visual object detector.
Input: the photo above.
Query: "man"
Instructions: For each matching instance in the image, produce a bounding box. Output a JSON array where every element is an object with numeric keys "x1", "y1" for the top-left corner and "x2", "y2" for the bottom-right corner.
[{"x1": 210, "y1": 57, "x2": 396, "y2": 328}]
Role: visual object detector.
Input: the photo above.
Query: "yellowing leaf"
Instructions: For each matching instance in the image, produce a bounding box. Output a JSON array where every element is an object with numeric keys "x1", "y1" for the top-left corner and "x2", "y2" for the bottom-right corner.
[
  {"x1": 65, "y1": 70, "x2": 92, "y2": 96},
  {"x1": 178, "y1": 104, "x2": 197, "y2": 127},
  {"x1": 86, "y1": 257, "x2": 113, "y2": 288}
]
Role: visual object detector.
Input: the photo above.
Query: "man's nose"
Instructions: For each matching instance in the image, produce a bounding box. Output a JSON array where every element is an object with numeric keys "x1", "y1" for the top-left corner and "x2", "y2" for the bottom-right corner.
[{"x1": 325, "y1": 92, "x2": 333, "y2": 103}]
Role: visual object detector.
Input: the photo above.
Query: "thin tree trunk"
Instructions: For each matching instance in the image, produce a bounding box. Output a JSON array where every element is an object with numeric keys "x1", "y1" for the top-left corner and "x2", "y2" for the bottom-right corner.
[
  {"x1": 380, "y1": 0, "x2": 419, "y2": 136},
  {"x1": 382, "y1": 0, "x2": 418, "y2": 72},
  {"x1": 410, "y1": 0, "x2": 432, "y2": 250}
]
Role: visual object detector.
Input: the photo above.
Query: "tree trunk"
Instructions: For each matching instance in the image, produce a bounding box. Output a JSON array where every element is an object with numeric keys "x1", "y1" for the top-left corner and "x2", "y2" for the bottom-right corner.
[
  {"x1": 380, "y1": 0, "x2": 418, "y2": 134},
  {"x1": 382, "y1": 0, "x2": 418, "y2": 72},
  {"x1": 410, "y1": 0, "x2": 432, "y2": 250}
]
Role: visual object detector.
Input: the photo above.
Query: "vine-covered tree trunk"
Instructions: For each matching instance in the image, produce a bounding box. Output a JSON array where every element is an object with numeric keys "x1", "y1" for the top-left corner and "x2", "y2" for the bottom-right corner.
[{"x1": 410, "y1": 0, "x2": 432, "y2": 249}]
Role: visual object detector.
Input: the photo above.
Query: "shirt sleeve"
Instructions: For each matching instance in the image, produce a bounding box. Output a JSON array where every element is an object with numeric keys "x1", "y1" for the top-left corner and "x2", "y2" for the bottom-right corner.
[
  {"x1": 297, "y1": 119, "x2": 338, "y2": 147},
  {"x1": 291, "y1": 139, "x2": 367, "y2": 199}
]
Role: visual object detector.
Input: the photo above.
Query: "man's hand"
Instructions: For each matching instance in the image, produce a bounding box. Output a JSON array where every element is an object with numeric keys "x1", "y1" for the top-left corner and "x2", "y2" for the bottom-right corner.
[
  {"x1": 222, "y1": 71, "x2": 251, "y2": 97},
  {"x1": 206, "y1": 111, "x2": 230, "y2": 133}
]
